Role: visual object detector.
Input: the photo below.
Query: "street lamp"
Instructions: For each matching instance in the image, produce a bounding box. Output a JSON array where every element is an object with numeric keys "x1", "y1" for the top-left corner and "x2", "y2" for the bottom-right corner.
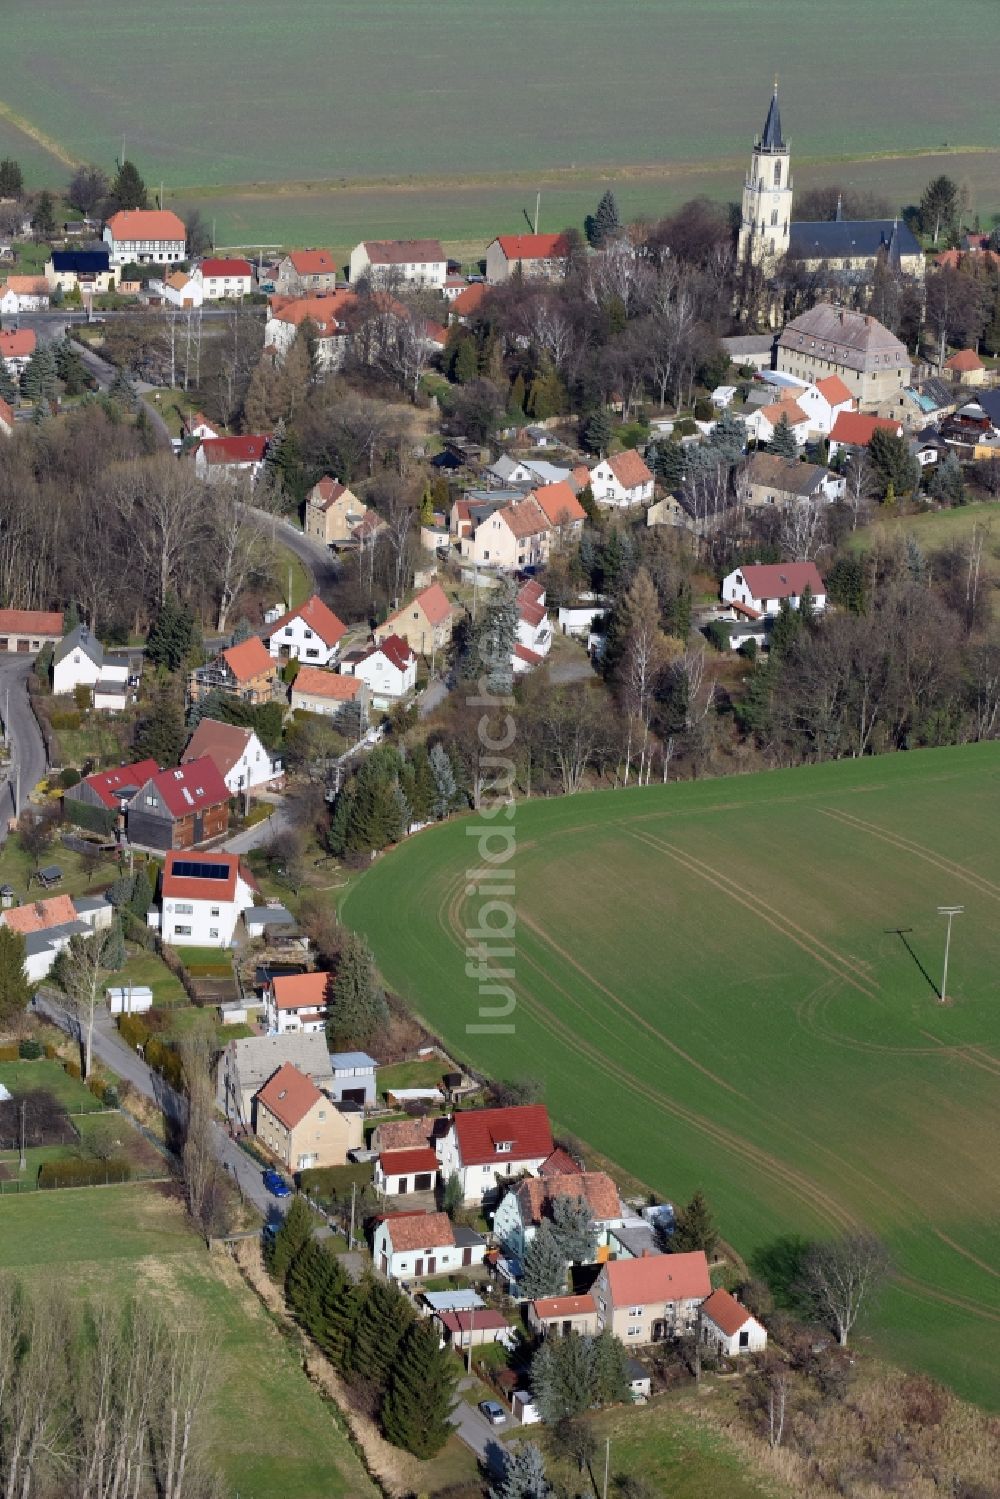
[{"x1": 936, "y1": 906, "x2": 964, "y2": 1003}]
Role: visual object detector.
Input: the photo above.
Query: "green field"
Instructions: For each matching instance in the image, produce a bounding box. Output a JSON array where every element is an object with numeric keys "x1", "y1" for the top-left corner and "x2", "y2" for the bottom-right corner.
[
  {"x1": 5, "y1": 0, "x2": 1000, "y2": 246},
  {"x1": 0, "y1": 1186, "x2": 377, "y2": 1498},
  {"x1": 343, "y1": 743, "x2": 1000, "y2": 1407}
]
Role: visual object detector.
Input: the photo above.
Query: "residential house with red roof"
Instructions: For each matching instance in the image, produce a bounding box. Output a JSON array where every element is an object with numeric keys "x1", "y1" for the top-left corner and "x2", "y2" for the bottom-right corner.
[
  {"x1": 433, "y1": 1306, "x2": 513, "y2": 1352},
  {"x1": 376, "y1": 582, "x2": 454, "y2": 656},
  {"x1": 528, "y1": 1293, "x2": 600, "y2": 1339},
  {"x1": 275, "y1": 248, "x2": 338, "y2": 295},
  {"x1": 827, "y1": 411, "x2": 903, "y2": 461},
  {"x1": 196, "y1": 258, "x2": 253, "y2": 300},
  {"x1": 1, "y1": 893, "x2": 105, "y2": 982},
  {"x1": 589, "y1": 450, "x2": 654, "y2": 508},
  {"x1": 150, "y1": 849, "x2": 255, "y2": 948},
  {"x1": 462, "y1": 495, "x2": 552, "y2": 571},
  {"x1": 486, "y1": 233, "x2": 571, "y2": 284},
  {"x1": 944, "y1": 348, "x2": 986, "y2": 387},
  {"x1": 262, "y1": 970, "x2": 330, "y2": 1036},
  {"x1": 0, "y1": 328, "x2": 36, "y2": 375},
  {"x1": 742, "y1": 396, "x2": 812, "y2": 449},
  {"x1": 0, "y1": 608, "x2": 63, "y2": 654},
  {"x1": 265, "y1": 290, "x2": 357, "y2": 370},
  {"x1": 372, "y1": 1210, "x2": 487, "y2": 1281},
  {"x1": 254, "y1": 1061, "x2": 362, "y2": 1170},
  {"x1": 303, "y1": 476, "x2": 368, "y2": 546},
  {"x1": 103, "y1": 209, "x2": 186, "y2": 266},
  {"x1": 193, "y1": 433, "x2": 271, "y2": 485},
  {"x1": 436, "y1": 1104, "x2": 555, "y2": 1205},
  {"x1": 493, "y1": 1170, "x2": 625, "y2": 1262},
  {"x1": 64, "y1": 758, "x2": 160, "y2": 834},
  {"x1": 290, "y1": 667, "x2": 368, "y2": 728},
  {"x1": 126, "y1": 757, "x2": 231, "y2": 851},
  {"x1": 349, "y1": 238, "x2": 447, "y2": 289},
  {"x1": 514, "y1": 579, "x2": 552, "y2": 671},
  {"x1": 190, "y1": 636, "x2": 279, "y2": 707},
  {"x1": 450, "y1": 282, "x2": 488, "y2": 321},
  {"x1": 721, "y1": 561, "x2": 826, "y2": 618},
  {"x1": 264, "y1": 593, "x2": 347, "y2": 666},
  {"x1": 0, "y1": 276, "x2": 49, "y2": 314},
  {"x1": 375, "y1": 1146, "x2": 441, "y2": 1197},
  {"x1": 699, "y1": 1288, "x2": 767, "y2": 1357},
  {"x1": 182, "y1": 717, "x2": 281, "y2": 795},
  {"x1": 594, "y1": 1251, "x2": 711, "y2": 1345},
  {"x1": 531, "y1": 481, "x2": 586, "y2": 539},
  {"x1": 341, "y1": 634, "x2": 416, "y2": 709}
]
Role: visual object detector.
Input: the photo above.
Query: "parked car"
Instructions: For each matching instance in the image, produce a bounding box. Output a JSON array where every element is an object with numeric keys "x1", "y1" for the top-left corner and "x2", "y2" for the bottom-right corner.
[
  {"x1": 263, "y1": 1168, "x2": 291, "y2": 1198},
  {"x1": 479, "y1": 1400, "x2": 506, "y2": 1426}
]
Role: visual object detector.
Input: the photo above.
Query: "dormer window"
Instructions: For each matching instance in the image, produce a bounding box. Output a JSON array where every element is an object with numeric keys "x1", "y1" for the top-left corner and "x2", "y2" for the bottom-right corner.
[{"x1": 495, "y1": 1140, "x2": 513, "y2": 1154}]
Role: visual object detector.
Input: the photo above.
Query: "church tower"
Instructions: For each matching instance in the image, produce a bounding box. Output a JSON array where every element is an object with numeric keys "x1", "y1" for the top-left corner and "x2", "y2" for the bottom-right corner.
[{"x1": 737, "y1": 83, "x2": 793, "y2": 267}]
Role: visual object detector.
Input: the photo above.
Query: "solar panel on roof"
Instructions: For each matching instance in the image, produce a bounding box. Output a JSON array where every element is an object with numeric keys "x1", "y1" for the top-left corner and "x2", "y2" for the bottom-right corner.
[{"x1": 171, "y1": 860, "x2": 230, "y2": 881}]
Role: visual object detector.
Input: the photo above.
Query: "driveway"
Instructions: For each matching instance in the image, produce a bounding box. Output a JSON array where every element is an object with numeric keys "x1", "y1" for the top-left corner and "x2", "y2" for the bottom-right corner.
[
  {"x1": 450, "y1": 1387, "x2": 511, "y2": 1471},
  {"x1": 0, "y1": 655, "x2": 49, "y2": 840}
]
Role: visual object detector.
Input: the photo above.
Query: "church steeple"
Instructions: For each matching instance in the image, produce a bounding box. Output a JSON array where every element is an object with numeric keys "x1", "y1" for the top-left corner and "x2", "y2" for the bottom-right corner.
[
  {"x1": 760, "y1": 81, "x2": 784, "y2": 152},
  {"x1": 738, "y1": 80, "x2": 793, "y2": 267}
]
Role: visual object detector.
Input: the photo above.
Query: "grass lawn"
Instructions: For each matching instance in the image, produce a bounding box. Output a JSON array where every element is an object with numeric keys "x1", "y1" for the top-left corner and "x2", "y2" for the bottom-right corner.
[
  {"x1": 116, "y1": 950, "x2": 188, "y2": 1007},
  {"x1": 168, "y1": 944, "x2": 233, "y2": 973},
  {"x1": 0, "y1": 836, "x2": 121, "y2": 905},
  {"x1": 0, "y1": 1059, "x2": 104, "y2": 1114},
  {"x1": 377, "y1": 1058, "x2": 447, "y2": 1095},
  {"x1": 0, "y1": 1184, "x2": 378, "y2": 1497},
  {"x1": 275, "y1": 543, "x2": 314, "y2": 610},
  {"x1": 343, "y1": 742, "x2": 1000, "y2": 1407}
]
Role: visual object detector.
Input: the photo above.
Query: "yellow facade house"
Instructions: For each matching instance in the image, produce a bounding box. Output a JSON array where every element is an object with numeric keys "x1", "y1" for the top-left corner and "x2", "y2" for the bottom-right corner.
[{"x1": 254, "y1": 1062, "x2": 362, "y2": 1171}]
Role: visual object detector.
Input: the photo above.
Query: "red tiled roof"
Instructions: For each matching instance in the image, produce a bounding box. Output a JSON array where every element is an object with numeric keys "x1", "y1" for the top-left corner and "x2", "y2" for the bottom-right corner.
[
  {"x1": 501, "y1": 498, "x2": 550, "y2": 540},
  {"x1": 270, "y1": 971, "x2": 329, "y2": 1012},
  {"x1": 382, "y1": 1211, "x2": 455, "y2": 1252},
  {"x1": 182, "y1": 717, "x2": 253, "y2": 779},
  {"x1": 0, "y1": 330, "x2": 36, "y2": 358},
  {"x1": 758, "y1": 398, "x2": 810, "y2": 428},
  {"x1": 519, "y1": 599, "x2": 546, "y2": 629},
  {"x1": 829, "y1": 412, "x2": 902, "y2": 446},
  {"x1": 513, "y1": 643, "x2": 543, "y2": 667},
  {"x1": 352, "y1": 509, "x2": 384, "y2": 540},
  {"x1": 452, "y1": 1105, "x2": 553, "y2": 1167},
  {"x1": 293, "y1": 666, "x2": 362, "y2": 702},
  {"x1": 532, "y1": 1293, "x2": 596, "y2": 1319},
  {"x1": 256, "y1": 1062, "x2": 323, "y2": 1130},
  {"x1": 518, "y1": 579, "x2": 546, "y2": 607},
  {"x1": 700, "y1": 1288, "x2": 753, "y2": 1337},
  {"x1": 373, "y1": 633, "x2": 416, "y2": 673},
  {"x1": 728, "y1": 599, "x2": 763, "y2": 621},
  {"x1": 608, "y1": 450, "x2": 654, "y2": 489},
  {"x1": 2, "y1": 276, "x2": 49, "y2": 297},
  {"x1": 0, "y1": 608, "x2": 63, "y2": 636},
  {"x1": 438, "y1": 1309, "x2": 508, "y2": 1334},
  {"x1": 539, "y1": 1147, "x2": 580, "y2": 1177},
  {"x1": 423, "y1": 320, "x2": 448, "y2": 346},
  {"x1": 144, "y1": 757, "x2": 230, "y2": 818},
  {"x1": 452, "y1": 283, "x2": 488, "y2": 317},
  {"x1": 221, "y1": 635, "x2": 273, "y2": 684},
  {"x1": 514, "y1": 1170, "x2": 622, "y2": 1225},
  {"x1": 379, "y1": 1148, "x2": 440, "y2": 1176},
  {"x1": 4, "y1": 894, "x2": 78, "y2": 935},
  {"x1": 76, "y1": 758, "x2": 160, "y2": 810},
  {"x1": 736, "y1": 562, "x2": 825, "y2": 600},
  {"x1": 198, "y1": 434, "x2": 269, "y2": 466},
  {"x1": 200, "y1": 257, "x2": 252, "y2": 278},
  {"x1": 161, "y1": 850, "x2": 240, "y2": 902},
  {"x1": 945, "y1": 348, "x2": 985, "y2": 373},
  {"x1": 288, "y1": 249, "x2": 336, "y2": 276},
  {"x1": 495, "y1": 233, "x2": 570, "y2": 262},
  {"x1": 815, "y1": 374, "x2": 854, "y2": 406},
  {"x1": 374, "y1": 1119, "x2": 435, "y2": 1151},
  {"x1": 308, "y1": 476, "x2": 350, "y2": 510},
  {"x1": 386, "y1": 581, "x2": 453, "y2": 632},
  {"x1": 268, "y1": 290, "x2": 357, "y2": 333},
  {"x1": 107, "y1": 209, "x2": 186, "y2": 243},
  {"x1": 603, "y1": 1251, "x2": 711, "y2": 1306},
  {"x1": 364, "y1": 239, "x2": 445, "y2": 266},
  {"x1": 0, "y1": 396, "x2": 13, "y2": 431},
  {"x1": 268, "y1": 593, "x2": 347, "y2": 649},
  {"x1": 531, "y1": 481, "x2": 585, "y2": 528}
]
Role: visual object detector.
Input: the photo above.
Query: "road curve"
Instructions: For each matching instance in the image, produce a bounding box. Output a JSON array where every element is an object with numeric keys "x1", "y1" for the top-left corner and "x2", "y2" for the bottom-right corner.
[{"x1": 0, "y1": 656, "x2": 48, "y2": 843}]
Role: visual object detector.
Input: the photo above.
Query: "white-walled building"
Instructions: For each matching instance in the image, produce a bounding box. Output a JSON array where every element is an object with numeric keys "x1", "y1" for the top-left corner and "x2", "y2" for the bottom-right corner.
[
  {"x1": 341, "y1": 634, "x2": 417, "y2": 709},
  {"x1": 197, "y1": 257, "x2": 253, "y2": 300},
  {"x1": 103, "y1": 209, "x2": 186, "y2": 266},
  {"x1": 721, "y1": 561, "x2": 826, "y2": 617},
  {"x1": 373, "y1": 1211, "x2": 487, "y2": 1281},
  {"x1": 264, "y1": 593, "x2": 347, "y2": 666},
  {"x1": 181, "y1": 717, "x2": 281, "y2": 795},
  {"x1": 589, "y1": 451, "x2": 654, "y2": 507},
  {"x1": 52, "y1": 625, "x2": 129, "y2": 704},
  {"x1": 699, "y1": 1289, "x2": 768, "y2": 1357},
  {"x1": 349, "y1": 239, "x2": 447, "y2": 289},
  {"x1": 193, "y1": 434, "x2": 270, "y2": 484},
  {"x1": 262, "y1": 970, "x2": 329, "y2": 1036},
  {"x1": 151, "y1": 851, "x2": 256, "y2": 949},
  {"x1": 0, "y1": 276, "x2": 50, "y2": 314},
  {"x1": 436, "y1": 1105, "x2": 554, "y2": 1205}
]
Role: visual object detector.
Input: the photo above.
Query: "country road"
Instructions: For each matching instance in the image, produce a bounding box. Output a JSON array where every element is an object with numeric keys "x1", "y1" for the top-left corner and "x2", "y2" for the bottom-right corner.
[{"x1": 0, "y1": 656, "x2": 48, "y2": 843}]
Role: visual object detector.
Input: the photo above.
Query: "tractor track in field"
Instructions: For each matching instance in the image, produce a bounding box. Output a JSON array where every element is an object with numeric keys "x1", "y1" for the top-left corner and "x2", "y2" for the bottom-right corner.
[{"x1": 819, "y1": 806, "x2": 1000, "y2": 904}]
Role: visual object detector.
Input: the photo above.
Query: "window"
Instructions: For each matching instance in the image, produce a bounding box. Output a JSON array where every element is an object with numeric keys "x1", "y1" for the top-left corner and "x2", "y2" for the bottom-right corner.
[
  {"x1": 209, "y1": 928, "x2": 219, "y2": 940},
  {"x1": 173, "y1": 902, "x2": 194, "y2": 915},
  {"x1": 210, "y1": 907, "x2": 220, "y2": 917},
  {"x1": 770, "y1": 209, "x2": 778, "y2": 227},
  {"x1": 174, "y1": 925, "x2": 192, "y2": 937},
  {"x1": 628, "y1": 1305, "x2": 643, "y2": 1316},
  {"x1": 627, "y1": 1325, "x2": 642, "y2": 1337}
]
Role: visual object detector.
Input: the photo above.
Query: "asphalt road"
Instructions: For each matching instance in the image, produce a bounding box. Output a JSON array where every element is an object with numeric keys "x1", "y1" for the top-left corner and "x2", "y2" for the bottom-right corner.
[
  {"x1": 450, "y1": 1384, "x2": 510, "y2": 1468},
  {"x1": 0, "y1": 656, "x2": 48, "y2": 841}
]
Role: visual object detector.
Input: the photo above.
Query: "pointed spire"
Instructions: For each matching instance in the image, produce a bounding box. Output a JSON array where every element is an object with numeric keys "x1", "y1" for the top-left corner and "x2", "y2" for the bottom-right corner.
[
  {"x1": 761, "y1": 79, "x2": 784, "y2": 151},
  {"x1": 886, "y1": 217, "x2": 902, "y2": 272},
  {"x1": 835, "y1": 193, "x2": 843, "y2": 222}
]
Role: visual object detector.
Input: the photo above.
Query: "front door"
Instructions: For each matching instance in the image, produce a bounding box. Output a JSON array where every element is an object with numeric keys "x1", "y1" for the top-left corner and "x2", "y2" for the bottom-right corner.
[
  {"x1": 462, "y1": 1246, "x2": 473, "y2": 1267},
  {"x1": 427, "y1": 1256, "x2": 436, "y2": 1275},
  {"x1": 397, "y1": 1177, "x2": 408, "y2": 1194},
  {"x1": 415, "y1": 1258, "x2": 424, "y2": 1277},
  {"x1": 15, "y1": 638, "x2": 28, "y2": 653}
]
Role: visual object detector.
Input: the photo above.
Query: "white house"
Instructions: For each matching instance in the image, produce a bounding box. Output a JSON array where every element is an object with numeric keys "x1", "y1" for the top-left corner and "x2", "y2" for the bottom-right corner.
[
  {"x1": 742, "y1": 397, "x2": 811, "y2": 449},
  {"x1": 436, "y1": 1104, "x2": 554, "y2": 1205},
  {"x1": 746, "y1": 371, "x2": 855, "y2": 439},
  {"x1": 262, "y1": 970, "x2": 329, "y2": 1036},
  {"x1": 103, "y1": 209, "x2": 187, "y2": 266},
  {"x1": 349, "y1": 239, "x2": 447, "y2": 289},
  {"x1": 152, "y1": 851, "x2": 256, "y2": 949},
  {"x1": 721, "y1": 561, "x2": 827, "y2": 618},
  {"x1": 264, "y1": 593, "x2": 347, "y2": 666},
  {"x1": 589, "y1": 451, "x2": 654, "y2": 507},
  {"x1": 374, "y1": 1147, "x2": 440, "y2": 1197},
  {"x1": 181, "y1": 717, "x2": 282, "y2": 795},
  {"x1": 515, "y1": 580, "x2": 552, "y2": 670},
  {"x1": 197, "y1": 257, "x2": 253, "y2": 300},
  {"x1": 699, "y1": 1289, "x2": 768, "y2": 1357},
  {"x1": 0, "y1": 276, "x2": 50, "y2": 314},
  {"x1": 372, "y1": 1211, "x2": 487, "y2": 1281},
  {"x1": 51, "y1": 625, "x2": 129, "y2": 705},
  {"x1": 1, "y1": 893, "x2": 111, "y2": 983},
  {"x1": 341, "y1": 634, "x2": 416, "y2": 709},
  {"x1": 492, "y1": 1170, "x2": 625, "y2": 1263},
  {"x1": 193, "y1": 434, "x2": 270, "y2": 484},
  {"x1": 150, "y1": 270, "x2": 203, "y2": 308}
]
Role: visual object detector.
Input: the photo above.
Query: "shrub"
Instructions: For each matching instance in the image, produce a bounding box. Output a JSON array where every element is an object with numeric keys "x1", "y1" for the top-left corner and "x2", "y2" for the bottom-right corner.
[
  {"x1": 87, "y1": 1074, "x2": 107, "y2": 1102},
  {"x1": 18, "y1": 1039, "x2": 43, "y2": 1059},
  {"x1": 694, "y1": 396, "x2": 714, "y2": 421},
  {"x1": 118, "y1": 1013, "x2": 151, "y2": 1051},
  {"x1": 64, "y1": 1058, "x2": 82, "y2": 1079},
  {"x1": 102, "y1": 1085, "x2": 119, "y2": 1108},
  {"x1": 50, "y1": 710, "x2": 83, "y2": 730},
  {"x1": 38, "y1": 1158, "x2": 130, "y2": 1189},
  {"x1": 43, "y1": 1042, "x2": 58, "y2": 1060},
  {"x1": 58, "y1": 766, "x2": 81, "y2": 789},
  {"x1": 0, "y1": 1043, "x2": 19, "y2": 1062},
  {"x1": 73, "y1": 683, "x2": 92, "y2": 711},
  {"x1": 704, "y1": 619, "x2": 730, "y2": 653}
]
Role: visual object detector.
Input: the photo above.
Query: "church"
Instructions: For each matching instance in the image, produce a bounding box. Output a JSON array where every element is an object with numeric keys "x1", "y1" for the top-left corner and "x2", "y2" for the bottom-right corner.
[{"x1": 737, "y1": 85, "x2": 924, "y2": 280}]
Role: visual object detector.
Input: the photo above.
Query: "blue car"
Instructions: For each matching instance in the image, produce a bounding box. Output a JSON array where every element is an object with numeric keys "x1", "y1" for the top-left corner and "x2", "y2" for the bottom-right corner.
[{"x1": 262, "y1": 1168, "x2": 292, "y2": 1198}]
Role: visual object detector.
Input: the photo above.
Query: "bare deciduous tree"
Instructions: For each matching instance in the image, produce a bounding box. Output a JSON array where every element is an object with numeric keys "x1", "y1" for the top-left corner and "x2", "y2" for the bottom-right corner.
[
  {"x1": 803, "y1": 1232, "x2": 892, "y2": 1347},
  {"x1": 54, "y1": 928, "x2": 113, "y2": 1080}
]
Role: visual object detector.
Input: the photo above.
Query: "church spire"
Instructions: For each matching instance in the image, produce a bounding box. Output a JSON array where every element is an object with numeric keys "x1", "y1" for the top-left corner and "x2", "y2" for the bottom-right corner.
[{"x1": 760, "y1": 79, "x2": 784, "y2": 152}]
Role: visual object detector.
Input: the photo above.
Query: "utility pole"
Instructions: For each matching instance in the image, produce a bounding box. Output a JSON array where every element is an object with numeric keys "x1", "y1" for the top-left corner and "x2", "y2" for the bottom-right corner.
[
  {"x1": 937, "y1": 905, "x2": 963, "y2": 1002},
  {"x1": 466, "y1": 1304, "x2": 474, "y2": 1374},
  {"x1": 349, "y1": 1180, "x2": 357, "y2": 1251},
  {"x1": 602, "y1": 1436, "x2": 610, "y2": 1499},
  {"x1": 19, "y1": 1100, "x2": 26, "y2": 1173}
]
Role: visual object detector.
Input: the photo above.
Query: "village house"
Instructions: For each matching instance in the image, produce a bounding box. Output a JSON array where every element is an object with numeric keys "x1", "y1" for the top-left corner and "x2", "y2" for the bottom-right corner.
[
  {"x1": 374, "y1": 1146, "x2": 440, "y2": 1197},
  {"x1": 197, "y1": 257, "x2": 253, "y2": 300},
  {"x1": 944, "y1": 349, "x2": 986, "y2": 387},
  {"x1": 742, "y1": 396, "x2": 811, "y2": 449},
  {"x1": 827, "y1": 411, "x2": 903, "y2": 461},
  {"x1": 148, "y1": 850, "x2": 255, "y2": 948},
  {"x1": 0, "y1": 608, "x2": 62, "y2": 655},
  {"x1": 530, "y1": 480, "x2": 587, "y2": 540},
  {"x1": 777, "y1": 304, "x2": 910, "y2": 412},
  {"x1": 254, "y1": 1062, "x2": 362, "y2": 1171},
  {"x1": 589, "y1": 451, "x2": 654, "y2": 507},
  {"x1": 436, "y1": 1104, "x2": 554, "y2": 1205},
  {"x1": 375, "y1": 582, "x2": 454, "y2": 656},
  {"x1": 302, "y1": 476, "x2": 368, "y2": 545},
  {"x1": 699, "y1": 1289, "x2": 768, "y2": 1357},
  {"x1": 434, "y1": 1308, "x2": 513, "y2": 1353},
  {"x1": 264, "y1": 290, "x2": 355, "y2": 371},
  {"x1": 181, "y1": 717, "x2": 281, "y2": 795},
  {"x1": 486, "y1": 233, "x2": 570, "y2": 284},
  {"x1": 275, "y1": 248, "x2": 338, "y2": 295},
  {"x1": 349, "y1": 238, "x2": 447, "y2": 289},
  {"x1": 1, "y1": 893, "x2": 111, "y2": 983},
  {"x1": 736, "y1": 452, "x2": 844, "y2": 511},
  {"x1": 341, "y1": 634, "x2": 417, "y2": 709},
  {"x1": 264, "y1": 593, "x2": 347, "y2": 666},
  {"x1": 63, "y1": 759, "x2": 159, "y2": 836},
  {"x1": 513, "y1": 579, "x2": 552, "y2": 675},
  {"x1": 528, "y1": 1293, "x2": 600, "y2": 1339},
  {"x1": 594, "y1": 1251, "x2": 712, "y2": 1346},
  {"x1": 0, "y1": 276, "x2": 49, "y2": 314},
  {"x1": 45, "y1": 249, "x2": 116, "y2": 296},
  {"x1": 216, "y1": 1032, "x2": 334, "y2": 1129},
  {"x1": 463, "y1": 496, "x2": 551, "y2": 570},
  {"x1": 51, "y1": 624, "x2": 131, "y2": 709},
  {"x1": 450, "y1": 282, "x2": 488, "y2": 321},
  {"x1": 372, "y1": 1211, "x2": 487, "y2": 1281},
  {"x1": 150, "y1": 270, "x2": 203, "y2": 309},
  {"x1": 182, "y1": 412, "x2": 222, "y2": 442},
  {"x1": 0, "y1": 329, "x2": 36, "y2": 376},
  {"x1": 126, "y1": 758, "x2": 231, "y2": 852},
  {"x1": 103, "y1": 209, "x2": 186, "y2": 266},
  {"x1": 190, "y1": 636, "x2": 279, "y2": 707},
  {"x1": 493, "y1": 1170, "x2": 625, "y2": 1263},
  {"x1": 193, "y1": 433, "x2": 270, "y2": 484},
  {"x1": 327, "y1": 1051, "x2": 378, "y2": 1106},
  {"x1": 721, "y1": 561, "x2": 827, "y2": 618},
  {"x1": 262, "y1": 970, "x2": 330, "y2": 1036},
  {"x1": 290, "y1": 666, "x2": 368, "y2": 729}
]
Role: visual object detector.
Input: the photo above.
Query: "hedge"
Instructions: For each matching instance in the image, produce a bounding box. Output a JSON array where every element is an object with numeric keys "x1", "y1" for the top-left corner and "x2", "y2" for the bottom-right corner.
[
  {"x1": 38, "y1": 1158, "x2": 131, "y2": 1189},
  {"x1": 18, "y1": 1040, "x2": 42, "y2": 1059},
  {"x1": 61, "y1": 796, "x2": 116, "y2": 837}
]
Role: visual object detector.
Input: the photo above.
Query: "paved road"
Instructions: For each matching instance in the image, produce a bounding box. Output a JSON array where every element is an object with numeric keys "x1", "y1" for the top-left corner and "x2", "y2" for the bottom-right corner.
[
  {"x1": 450, "y1": 1387, "x2": 510, "y2": 1470},
  {"x1": 223, "y1": 803, "x2": 291, "y2": 853},
  {"x1": 0, "y1": 656, "x2": 49, "y2": 842},
  {"x1": 250, "y1": 507, "x2": 340, "y2": 597}
]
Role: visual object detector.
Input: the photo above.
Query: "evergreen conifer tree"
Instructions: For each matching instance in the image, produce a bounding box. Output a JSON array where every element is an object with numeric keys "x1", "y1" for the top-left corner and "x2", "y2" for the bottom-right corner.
[
  {"x1": 508, "y1": 372, "x2": 527, "y2": 415},
  {"x1": 31, "y1": 191, "x2": 57, "y2": 239},
  {"x1": 489, "y1": 1441, "x2": 551, "y2": 1499},
  {"x1": 109, "y1": 159, "x2": 148, "y2": 212},
  {"x1": 471, "y1": 577, "x2": 519, "y2": 695},
  {"x1": 453, "y1": 337, "x2": 479, "y2": 385},
  {"x1": 768, "y1": 412, "x2": 798, "y2": 458},
  {"x1": 582, "y1": 407, "x2": 614, "y2": 455},
  {"x1": 62, "y1": 600, "x2": 81, "y2": 632},
  {"x1": 0, "y1": 362, "x2": 17, "y2": 404},
  {"x1": 590, "y1": 190, "x2": 622, "y2": 247},
  {"x1": 133, "y1": 678, "x2": 186, "y2": 766},
  {"x1": 286, "y1": 1238, "x2": 329, "y2": 1334},
  {"x1": 382, "y1": 1319, "x2": 458, "y2": 1457},
  {"x1": 0, "y1": 927, "x2": 31, "y2": 1027},
  {"x1": 0, "y1": 159, "x2": 24, "y2": 199},
  {"x1": 266, "y1": 1195, "x2": 313, "y2": 1282},
  {"x1": 519, "y1": 1220, "x2": 567, "y2": 1299},
  {"x1": 531, "y1": 1332, "x2": 595, "y2": 1424},
  {"x1": 590, "y1": 1329, "x2": 630, "y2": 1405},
  {"x1": 101, "y1": 916, "x2": 126, "y2": 972},
  {"x1": 314, "y1": 1253, "x2": 358, "y2": 1370},
  {"x1": 129, "y1": 869, "x2": 153, "y2": 919},
  {"x1": 348, "y1": 1276, "x2": 412, "y2": 1389},
  {"x1": 327, "y1": 933, "x2": 388, "y2": 1049},
  {"x1": 670, "y1": 1188, "x2": 717, "y2": 1258},
  {"x1": 21, "y1": 347, "x2": 58, "y2": 404},
  {"x1": 428, "y1": 743, "x2": 458, "y2": 819},
  {"x1": 549, "y1": 1195, "x2": 597, "y2": 1264},
  {"x1": 146, "y1": 594, "x2": 196, "y2": 671},
  {"x1": 708, "y1": 408, "x2": 748, "y2": 462}
]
